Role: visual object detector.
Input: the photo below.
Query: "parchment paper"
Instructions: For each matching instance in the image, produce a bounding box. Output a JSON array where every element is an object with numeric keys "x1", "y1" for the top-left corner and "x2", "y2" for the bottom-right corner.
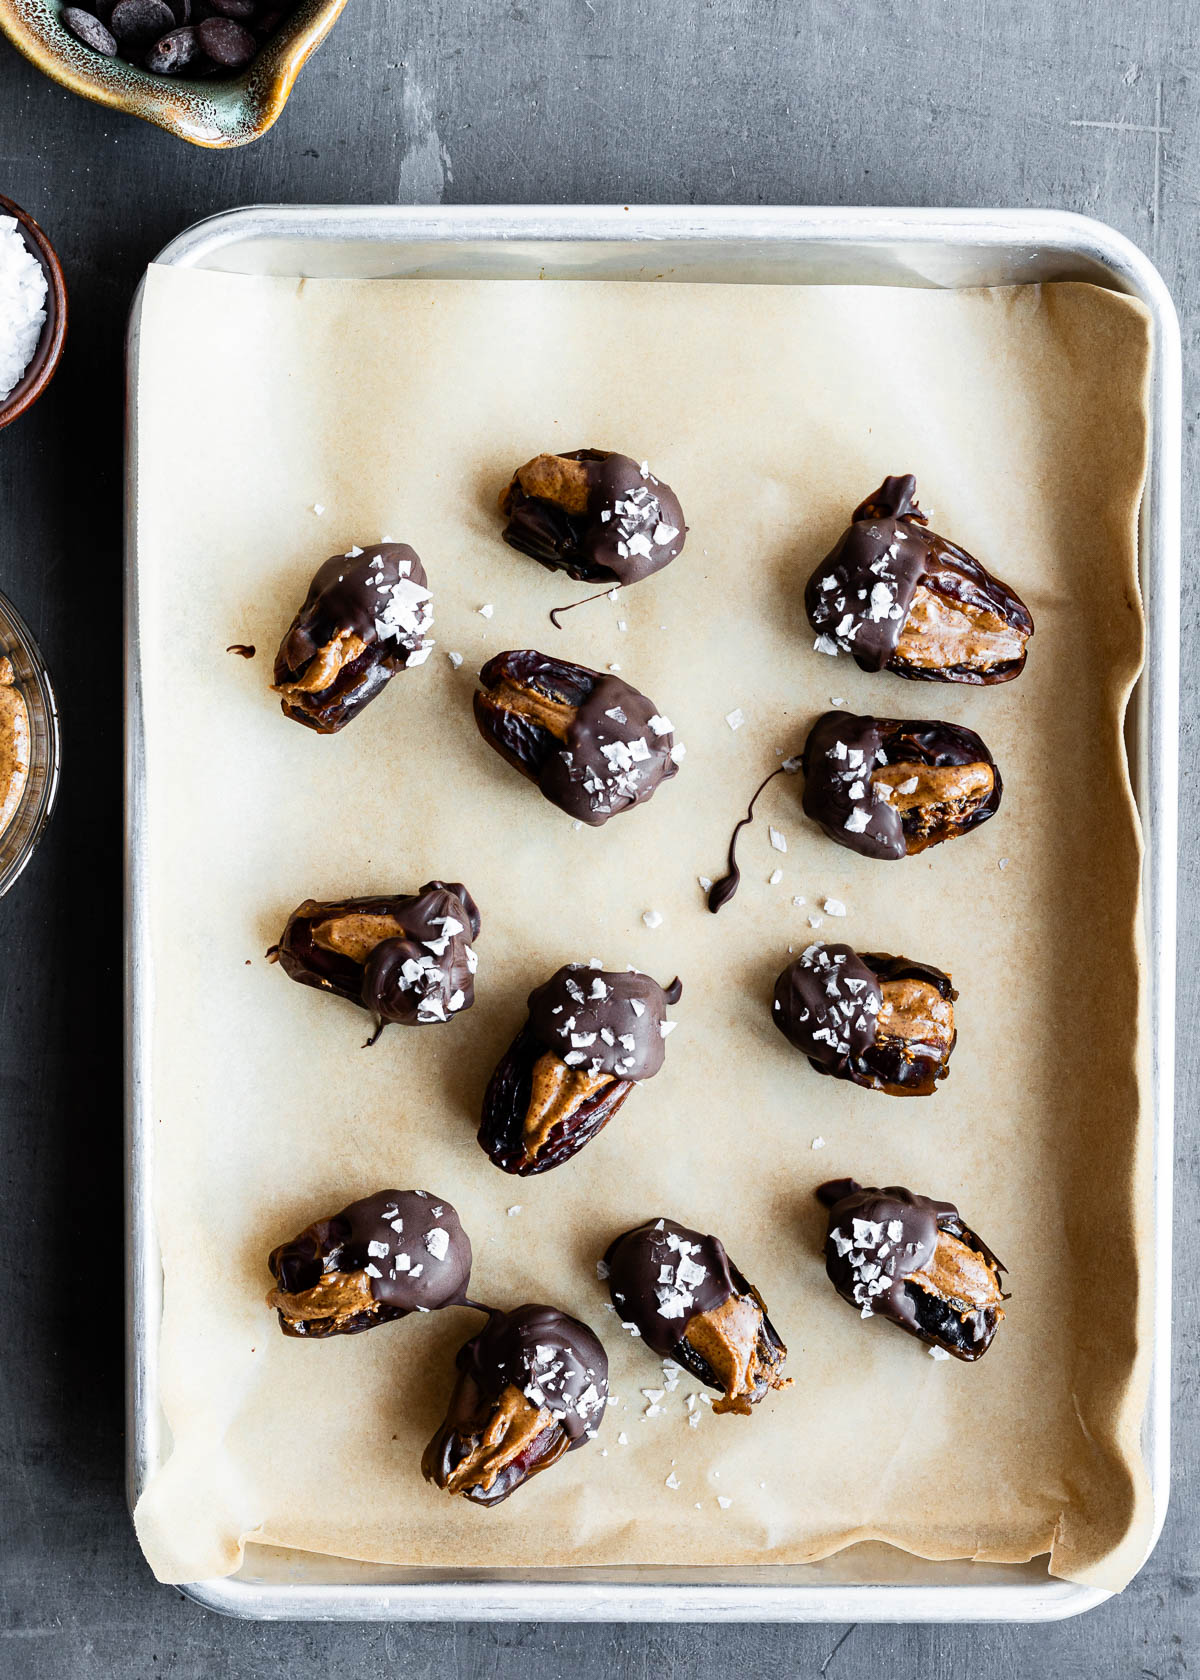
[{"x1": 131, "y1": 267, "x2": 1153, "y2": 1591}]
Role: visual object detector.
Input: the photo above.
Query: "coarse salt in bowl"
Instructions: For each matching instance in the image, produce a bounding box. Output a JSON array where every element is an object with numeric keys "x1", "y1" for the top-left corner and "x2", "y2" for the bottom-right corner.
[
  {"x1": 0, "y1": 193, "x2": 67, "y2": 430},
  {"x1": 0, "y1": 212, "x2": 47, "y2": 401}
]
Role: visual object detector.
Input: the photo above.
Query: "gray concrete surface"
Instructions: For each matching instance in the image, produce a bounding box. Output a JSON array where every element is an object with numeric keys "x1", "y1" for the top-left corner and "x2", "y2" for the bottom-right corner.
[{"x1": 0, "y1": 0, "x2": 1196, "y2": 1674}]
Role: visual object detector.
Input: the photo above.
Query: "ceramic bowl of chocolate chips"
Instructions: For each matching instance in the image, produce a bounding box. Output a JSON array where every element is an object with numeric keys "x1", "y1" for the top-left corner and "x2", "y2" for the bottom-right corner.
[{"x1": 0, "y1": 0, "x2": 347, "y2": 146}]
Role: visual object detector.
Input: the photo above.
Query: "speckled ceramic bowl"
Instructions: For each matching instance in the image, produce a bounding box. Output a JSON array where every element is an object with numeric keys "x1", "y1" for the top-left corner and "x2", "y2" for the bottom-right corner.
[
  {"x1": 0, "y1": 0, "x2": 348, "y2": 147},
  {"x1": 0, "y1": 193, "x2": 67, "y2": 431}
]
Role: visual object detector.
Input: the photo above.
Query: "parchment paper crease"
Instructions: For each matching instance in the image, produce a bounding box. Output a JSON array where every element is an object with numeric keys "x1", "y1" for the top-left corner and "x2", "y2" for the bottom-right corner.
[{"x1": 131, "y1": 268, "x2": 1153, "y2": 1591}]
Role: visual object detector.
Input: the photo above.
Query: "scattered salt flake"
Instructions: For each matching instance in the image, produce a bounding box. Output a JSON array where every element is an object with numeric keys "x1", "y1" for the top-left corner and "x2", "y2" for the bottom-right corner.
[
  {"x1": 447, "y1": 650, "x2": 463, "y2": 669},
  {"x1": 725, "y1": 708, "x2": 746, "y2": 731},
  {"x1": 618, "y1": 1432, "x2": 629, "y2": 1445},
  {"x1": 698, "y1": 875, "x2": 713, "y2": 893},
  {"x1": 665, "y1": 1472, "x2": 680, "y2": 1490},
  {"x1": 768, "y1": 869, "x2": 783, "y2": 885},
  {"x1": 642, "y1": 910, "x2": 663, "y2": 930},
  {"x1": 769, "y1": 827, "x2": 787, "y2": 853},
  {"x1": 811, "y1": 1136, "x2": 826, "y2": 1150},
  {"x1": 999, "y1": 857, "x2": 1010, "y2": 871},
  {"x1": 688, "y1": 1411, "x2": 701, "y2": 1428},
  {"x1": 507, "y1": 1205, "x2": 522, "y2": 1217},
  {"x1": 617, "y1": 619, "x2": 628, "y2": 632},
  {"x1": 792, "y1": 895, "x2": 806, "y2": 907},
  {"x1": 717, "y1": 1496, "x2": 732, "y2": 1510},
  {"x1": 823, "y1": 898, "x2": 847, "y2": 917},
  {"x1": 311, "y1": 503, "x2": 325, "y2": 516},
  {"x1": 608, "y1": 662, "x2": 622, "y2": 672},
  {"x1": 929, "y1": 1346, "x2": 952, "y2": 1361},
  {"x1": 596, "y1": 1258, "x2": 610, "y2": 1279},
  {"x1": 477, "y1": 603, "x2": 494, "y2": 618},
  {"x1": 808, "y1": 915, "x2": 823, "y2": 929},
  {"x1": 831, "y1": 696, "x2": 845, "y2": 705}
]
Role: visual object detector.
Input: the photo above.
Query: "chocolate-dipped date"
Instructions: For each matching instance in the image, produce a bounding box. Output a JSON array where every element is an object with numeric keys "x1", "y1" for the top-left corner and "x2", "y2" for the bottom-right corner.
[
  {"x1": 269, "y1": 881, "x2": 480, "y2": 1044},
  {"x1": 773, "y1": 942, "x2": 957, "y2": 1096},
  {"x1": 801, "y1": 710, "x2": 1002, "y2": 860},
  {"x1": 500, "y1": 449, "x2": 685, "y2": 588},
  {"x1": 478, "y1": 964, "x2": 680, "y2": 1175},
  {"x1": 267, "y1": 1189, "x2": 472, "y2": 1338},
  {"x1": 422, "y1": 1303, "x2": 608, "y2": 1506},
  {"x1": 604, "y1": 1218, "x2": 790, "y2": 1415},
  {"x1": 816, "y1": 1178, "x2": 1006, "y2": 1359},
  {"x1": 805, "y1": 476, "x2": 1033, "y2": 685},
  {"x1": 273, "y1": 542, "x2": 434, "y2": 732},
  {"x1": 473, "y1": 649, "x2": 681, "y2": 826}
]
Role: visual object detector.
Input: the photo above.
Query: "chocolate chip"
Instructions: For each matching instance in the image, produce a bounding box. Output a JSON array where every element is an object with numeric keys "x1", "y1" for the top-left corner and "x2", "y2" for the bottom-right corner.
[
  {"x1": 196, "y1": 13, "x2": 256, "y2": 63},
  {"x1": 61, "y1": 7, "x2": 119, "y2": 52},
  {"x1": 143, "y1": 24, "x2": 200, "y2": 70},
  {"x1": 109, "y1": 0, "x2": 175, "y2": 44}
]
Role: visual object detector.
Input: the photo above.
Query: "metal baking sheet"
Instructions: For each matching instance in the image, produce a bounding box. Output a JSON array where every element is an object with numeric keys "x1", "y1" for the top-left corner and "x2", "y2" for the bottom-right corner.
[{"x1": 124, "y1": 204, "x2": 1179, "y2": 1622}]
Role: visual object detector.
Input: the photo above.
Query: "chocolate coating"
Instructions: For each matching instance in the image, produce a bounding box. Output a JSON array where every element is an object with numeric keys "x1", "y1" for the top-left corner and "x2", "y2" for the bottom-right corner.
[
  {"x1": 501, "y1": 449, "x2": 686, "y2": 587},
  {"x1": 273, "y1": 543, "x2": 434, "y2": 732},
  {"x1": 422, "y1": 1304, "x2": 609, "y2": 1505},
  {"x1": 268, "y1": 1189, "x2": 472, "y2": 1337},
  {"x1": 270, "y1": 882, "x2": 480, "y2": 1042},
  {"x1": 816, "y1": 1178, "x2": 1006, "y2": 1360},
  {"x1": 474, "y1": 649, "x2": 680, "y2": 826},
  {"x1": 805, "y1": 476, "x2": 1033, "y2": 685},
  {"x1": 527, "y1": 964, "x2": 679, "y2": 1081},
  {"x1": 800, "y1": 710, "x2": 1002, "y2": 860},
  {"x1": 604, "y1": 1218, "x2": 740, "y2": 1355},
  {"x1": 773, "y1": 942, "x2": 957, "y2": 1096}
]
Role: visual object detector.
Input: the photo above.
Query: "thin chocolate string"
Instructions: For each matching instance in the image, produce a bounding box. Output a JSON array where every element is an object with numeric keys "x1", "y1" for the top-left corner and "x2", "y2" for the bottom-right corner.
[
  {"x1": 549, "y1": 582, "x2": 623, "y2": 628},
  {"x1": 706, "y1": 762, "x2": 796, "y2": 914}
]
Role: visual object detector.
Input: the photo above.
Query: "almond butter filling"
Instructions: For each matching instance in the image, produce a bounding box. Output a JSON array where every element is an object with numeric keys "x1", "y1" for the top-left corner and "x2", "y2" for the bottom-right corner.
[
  {"x1": 266, "y1": 1266, "x2": 378, "y2": 1327},
  {"x1": 684, "y1": 1293, "x2": 788, "y2": 1416},
  {"x1": 895, "y1": 584, "x2": 1026, "y2": 671},
  {"x1": 523, "y1": 1052, "x2": 611, "y2": 1158},
  {"x1": 486, "y1": 678, "x2": 576, "y2": 741},
  {"x1": 442, "y1": 1384, "x2": 563, "y2": 1495},
  {"x1": 876, "y1": 978, "x2": 955, "y2": 1050},
  {"x1": 309, "y1": 912, "x2": 406, "y2": 965},
  {"x1": 908, "y1": 1230, "x2": 1005, "y2": 1319},
  {"x1": 507, "y1": 453, "x2": 591, "y2": 516},
  {"x1": 0, "y1": 657, "x2": 29, "y2": 842},
  {"x1": 274, "y1": 628, "x2": 369, "y2": 697},
  {"x1": 871, "y1": 760, "x2": 994, "y2": 812}
]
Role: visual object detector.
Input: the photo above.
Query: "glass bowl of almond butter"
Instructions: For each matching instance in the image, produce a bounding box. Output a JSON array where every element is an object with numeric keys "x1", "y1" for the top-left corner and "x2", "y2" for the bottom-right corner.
[{"x1": 0, "y1": 590, "x2": 60, "y2": 896}]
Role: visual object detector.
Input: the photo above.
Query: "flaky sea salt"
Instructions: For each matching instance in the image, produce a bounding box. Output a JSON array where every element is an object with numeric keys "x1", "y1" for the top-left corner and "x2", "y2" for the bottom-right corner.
[{"x1": 0, "y1": 217, "x2": 47, "y2": 404}]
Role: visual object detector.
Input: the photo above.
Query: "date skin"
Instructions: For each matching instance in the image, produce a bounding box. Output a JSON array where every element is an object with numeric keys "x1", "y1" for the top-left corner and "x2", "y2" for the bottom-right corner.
[{"x1": 478, "y1": 1025, "x2": 635, "y2": 1175}]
